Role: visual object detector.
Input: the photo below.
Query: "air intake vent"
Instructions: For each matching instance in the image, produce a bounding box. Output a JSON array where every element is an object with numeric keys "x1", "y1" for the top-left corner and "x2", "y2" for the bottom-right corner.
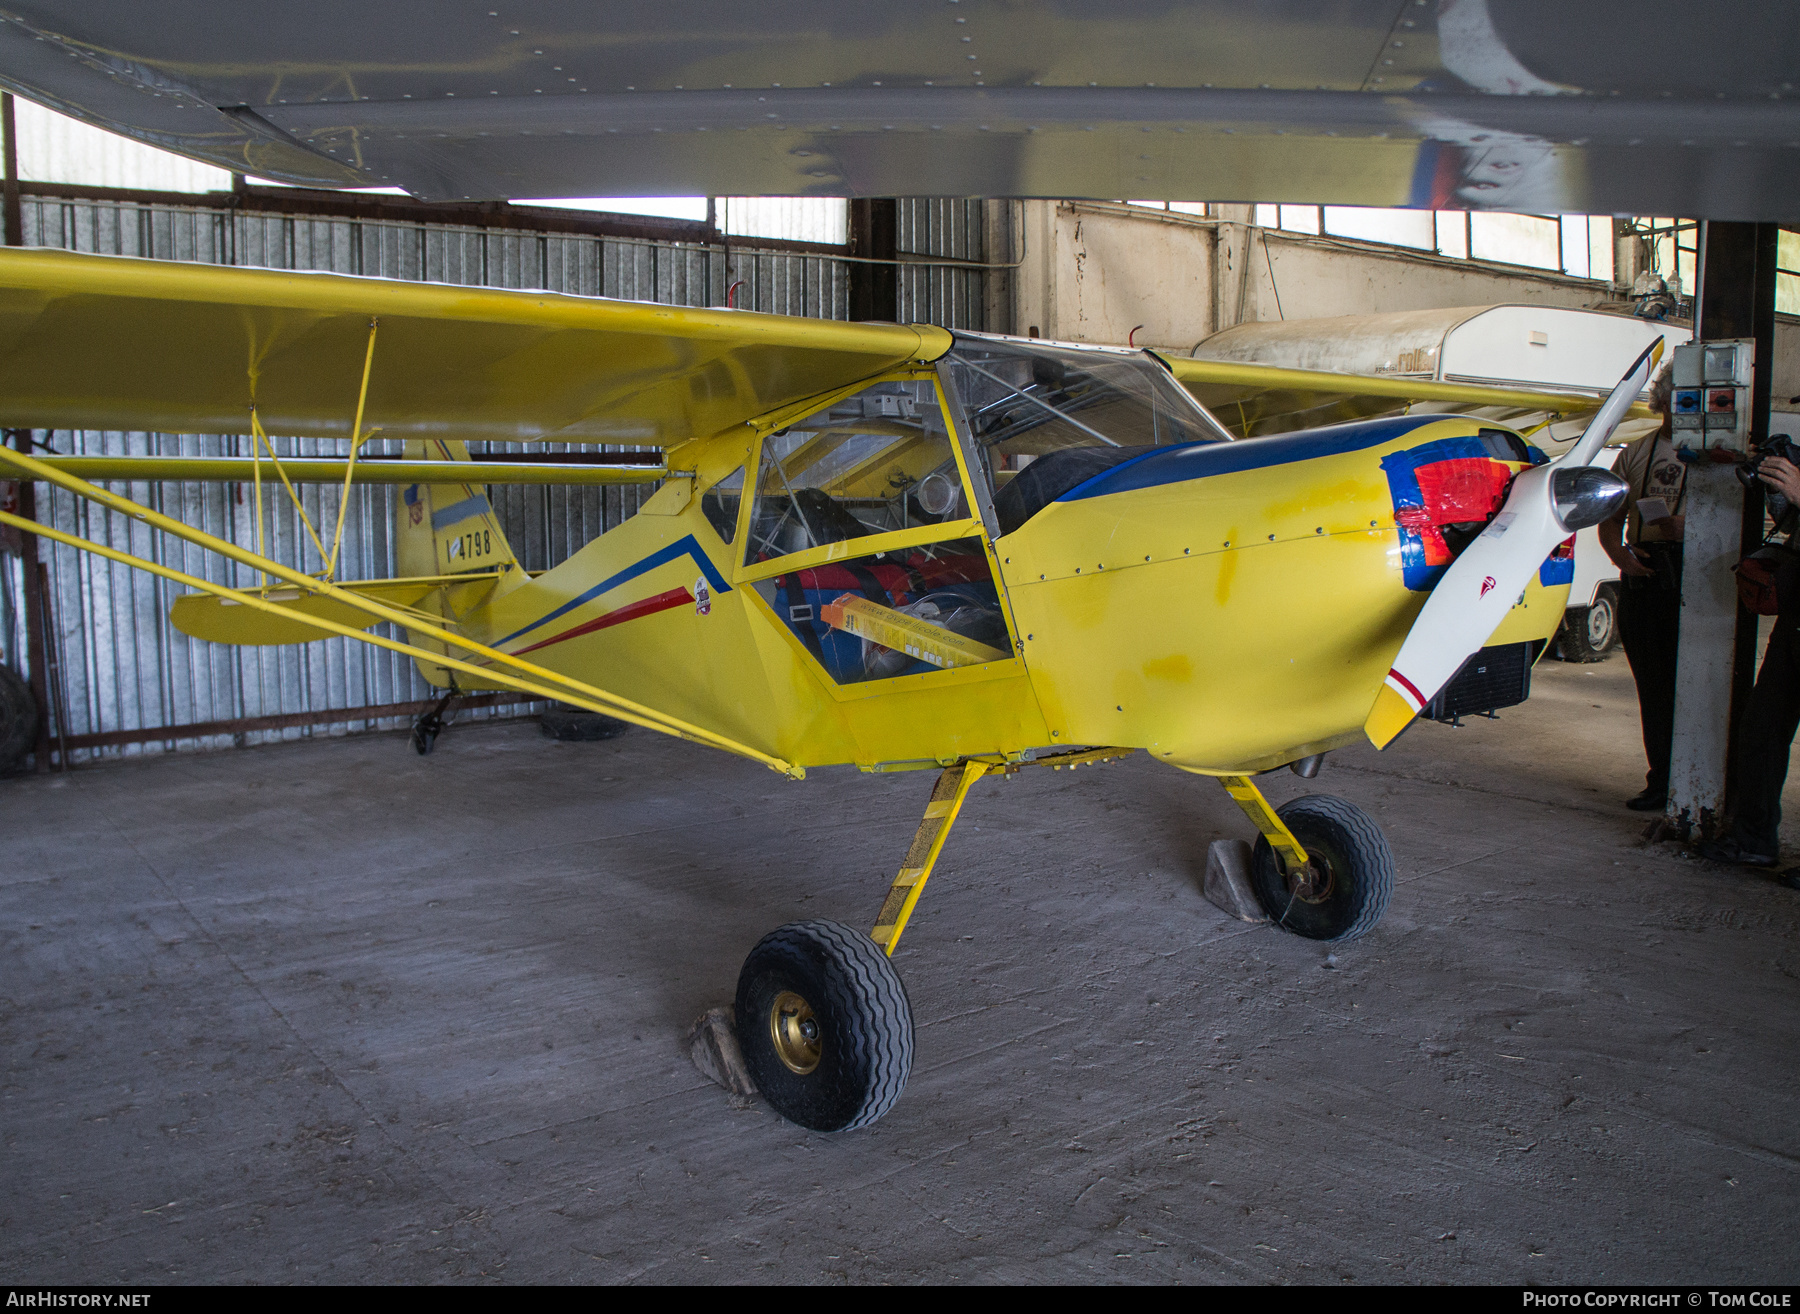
[{"x1": 1425, "y1": 641, "x2": 1540, "y2": 723}]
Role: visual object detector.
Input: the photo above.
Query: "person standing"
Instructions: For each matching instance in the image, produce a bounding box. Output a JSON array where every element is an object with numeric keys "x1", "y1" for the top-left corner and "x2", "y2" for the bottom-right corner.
[
  {"x1": 1597, "y1": 370, "x2": 1685, "y2": 811},
  {"x1": 1696, "y1": 451, "x2": 1800, "y2": 889}
]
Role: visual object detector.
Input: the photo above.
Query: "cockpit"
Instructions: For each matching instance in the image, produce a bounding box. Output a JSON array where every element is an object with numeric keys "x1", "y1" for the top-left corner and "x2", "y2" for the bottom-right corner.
[{"x1": 707, "y1": 337, "x2": 1233, "y2": 687}]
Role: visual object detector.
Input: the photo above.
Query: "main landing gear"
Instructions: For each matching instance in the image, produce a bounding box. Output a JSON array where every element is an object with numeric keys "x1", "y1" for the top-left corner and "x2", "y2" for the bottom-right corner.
[
  {"x1": 732, "y1": 756, "x2": 1001, "y2": 1133},
  {"x1": 1220, "y1": 774, "x2": 1395, "y2": 941},
  {"x1": 732, "y1": 753, "x2": 1394, "y2": 1133}
]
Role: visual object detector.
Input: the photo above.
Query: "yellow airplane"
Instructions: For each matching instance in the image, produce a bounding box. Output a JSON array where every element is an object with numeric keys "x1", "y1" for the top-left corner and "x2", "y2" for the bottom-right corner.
[{"x1": 0, "y1": 248, "x2": 1651, "y2": 1132}]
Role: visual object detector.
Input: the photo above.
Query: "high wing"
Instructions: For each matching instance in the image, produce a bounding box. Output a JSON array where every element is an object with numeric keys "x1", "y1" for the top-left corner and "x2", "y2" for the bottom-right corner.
[
  {"x1": 0, "y1": 246, "x2": 1638, "y2": 454},
  {"x1": 0, "y1": 247, "x2": 949, "y2": 447},
  {"x1": 1158, "y1": 354, "x2": 1649, "y2": 446},
  {"x1": 0, "y1": 3, "x2": 1792, "y2": 217}
]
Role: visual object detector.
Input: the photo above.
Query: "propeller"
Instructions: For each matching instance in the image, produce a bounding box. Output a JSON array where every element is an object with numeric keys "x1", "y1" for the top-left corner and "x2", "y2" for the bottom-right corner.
[{"x1": 1364, "y1": 338, "x2": 1664, "y2": 749}]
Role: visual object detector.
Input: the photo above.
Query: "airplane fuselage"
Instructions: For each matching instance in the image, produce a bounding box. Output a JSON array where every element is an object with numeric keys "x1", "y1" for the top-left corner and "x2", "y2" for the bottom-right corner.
[{"x1": 452, "y1": 377, "x2": 1568, "y2": 775}]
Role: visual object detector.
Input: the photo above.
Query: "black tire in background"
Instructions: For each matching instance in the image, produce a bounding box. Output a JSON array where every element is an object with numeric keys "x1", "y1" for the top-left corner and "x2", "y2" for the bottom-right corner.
[
  {"x1": 0, "y1": 664, "x2": 38, "y2": 775},
  {"x1": 539, "y1": 705, "x2": 630, "y2": 741},
  {"x1": 734, "y1": 919, "x2": 913, "y2": 1133},
  {"x1": 1553, "y1": 584, "x2": 1619, "y2": 663},
  {"x1": 1249, "y1": 794, "x2": 1395, "y2": 942}
]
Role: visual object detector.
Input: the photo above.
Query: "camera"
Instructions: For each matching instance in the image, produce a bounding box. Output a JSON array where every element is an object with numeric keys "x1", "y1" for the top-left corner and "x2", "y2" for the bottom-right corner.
[{"x1": 1738, "y1": 433, "x2": 1800, "y2": 529}]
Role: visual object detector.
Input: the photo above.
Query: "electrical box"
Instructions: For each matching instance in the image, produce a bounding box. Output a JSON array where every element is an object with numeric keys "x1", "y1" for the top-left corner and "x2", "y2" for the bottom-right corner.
[{"x1": 1671, "y1": 338, "x2": 1755, "y2": 454}]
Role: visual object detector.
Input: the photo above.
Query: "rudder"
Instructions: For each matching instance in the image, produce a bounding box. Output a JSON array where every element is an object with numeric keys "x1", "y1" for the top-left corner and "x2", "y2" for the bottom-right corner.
[{"x1": 396, "y1": 439, "x2": 523, "y2": 687}]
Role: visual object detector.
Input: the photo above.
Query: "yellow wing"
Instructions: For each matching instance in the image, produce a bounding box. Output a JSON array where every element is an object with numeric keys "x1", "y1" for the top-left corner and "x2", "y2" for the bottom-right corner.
[
  {"x1": 0, "y1": 248, "x2": 951, "y2": 448},
  {"x1": 1157, "y1": 354, "x2": 1653, "y2": 443}
]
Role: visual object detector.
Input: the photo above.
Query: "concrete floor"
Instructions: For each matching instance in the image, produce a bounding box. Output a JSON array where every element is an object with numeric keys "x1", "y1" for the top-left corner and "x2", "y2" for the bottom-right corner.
[{"x1": 3, "y1": 656, "x2": 1799, "y2": 1285}]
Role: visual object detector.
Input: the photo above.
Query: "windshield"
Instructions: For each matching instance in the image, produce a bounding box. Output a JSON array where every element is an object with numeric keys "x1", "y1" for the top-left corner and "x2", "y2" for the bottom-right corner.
[{"x1": 940, "y1": 336, "x2": 1233, "y2": 535}]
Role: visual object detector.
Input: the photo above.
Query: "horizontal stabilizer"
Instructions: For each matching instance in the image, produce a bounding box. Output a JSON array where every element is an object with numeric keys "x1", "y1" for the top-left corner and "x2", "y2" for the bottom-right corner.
[{"x1": 170, "y1": 573, "x2": 501, "y2": 646}]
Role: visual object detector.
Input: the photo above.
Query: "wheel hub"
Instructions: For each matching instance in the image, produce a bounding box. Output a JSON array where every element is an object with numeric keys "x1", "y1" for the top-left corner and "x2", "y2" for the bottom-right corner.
[
  {"x1": 1287, "y1": 857, "x2": 1337, "y2": 904},
  {"x1": 769, "y1": 990, "x2": 822, "y2": 1074}
]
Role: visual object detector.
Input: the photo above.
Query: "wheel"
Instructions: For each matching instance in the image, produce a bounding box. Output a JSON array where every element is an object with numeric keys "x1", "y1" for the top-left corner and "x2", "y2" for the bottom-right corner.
[
  {"x1": 1249, "y1": 795, "x2": 1395, "y2": 942},
  {"x1": 539, "y1": 706, "x2": 629, "y2": 741},
  {"x1": 734, "y1": 920, "x2": 913, "y2": 1133},
  {"x1": 1553, "y1": 586, "x2": 1618, "y2": 663},
  {"x1": 0, "y1": 663, "x2": 38, "y2": 774}
]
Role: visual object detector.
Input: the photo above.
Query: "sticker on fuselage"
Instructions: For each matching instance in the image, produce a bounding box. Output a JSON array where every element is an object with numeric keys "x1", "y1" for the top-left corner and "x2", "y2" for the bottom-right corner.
[
  {"x1": 1381, "y1": 438, "x2": 1573, "y2": 593},
  {"x1": 695, "y1": 576, "x2": 712, "y2": 616},
  {"x1": 1381, "y1": 437, "x2": 1515, "y2": 592}
]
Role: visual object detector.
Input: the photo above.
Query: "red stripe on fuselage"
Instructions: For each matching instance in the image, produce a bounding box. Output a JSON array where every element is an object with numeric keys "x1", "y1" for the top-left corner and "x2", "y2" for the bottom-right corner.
[{"x1": 509, "y1": 586, "x2": 694, "y2": 657}]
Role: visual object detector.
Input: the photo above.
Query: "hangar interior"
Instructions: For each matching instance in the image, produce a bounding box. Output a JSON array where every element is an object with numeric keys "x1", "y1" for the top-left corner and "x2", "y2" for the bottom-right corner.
[{"x1": 2, "y1": 15, "x2": 1799, "y2": 1284}]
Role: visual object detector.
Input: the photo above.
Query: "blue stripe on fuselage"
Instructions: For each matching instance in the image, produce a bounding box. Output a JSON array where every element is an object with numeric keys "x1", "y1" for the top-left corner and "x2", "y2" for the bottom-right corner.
[
  {"x1": 495, "y1": 533, "x2": 732, "y2": 648},
  {"x1": 1053, "y1": 415, "x2": 1450, "y2": 504}
]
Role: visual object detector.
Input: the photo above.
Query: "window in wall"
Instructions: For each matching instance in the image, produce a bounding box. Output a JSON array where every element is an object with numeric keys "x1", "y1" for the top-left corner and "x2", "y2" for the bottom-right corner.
[
  {"x1": 1469, "y1": 212, "x2": 1560, "y2": 270},
  {"x1": 1633, "y1": 218, "x2": 1699, "y2": 296},
  {"x1": 1588, "y1": 217, "x2": 1617, "y2": 283},
  {"x1": 719, "y1": 197, "x2": 849, "y2": 245},
  {"x1": 1675, "y1": 221, "x2": 1700, "y2": 298},
  {"x1": 1323, "y1": 206, "x2": 1434, "y2": 250},
  {"x1": 1780, "y1": 230, "x2": 1800, "y2": 316},
  {"x1": 1435, "y1": 211, "x2": 1469, "y2": 259},
  {"x1": 1123, "y1": 201, "x2": 1210, "y2": 215},
  {"x1": 523, "y1": 196, "x2": 711, "y2": 221},
  {"x1": 1247, "y1": 202, "x2": 1614, "y2": 281},
  {"x1": 1629, "y1": 220, "x2": 1800, "y2": 313}
]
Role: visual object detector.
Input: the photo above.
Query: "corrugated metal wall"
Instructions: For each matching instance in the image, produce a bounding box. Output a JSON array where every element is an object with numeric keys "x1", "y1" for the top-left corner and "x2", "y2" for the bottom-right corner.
[
  {"x1": 897, "y1": 198, "x2": 989, "y2": 329},
  {"x1": 1, "y1": 194, "x2": 989, "y2": 765}
]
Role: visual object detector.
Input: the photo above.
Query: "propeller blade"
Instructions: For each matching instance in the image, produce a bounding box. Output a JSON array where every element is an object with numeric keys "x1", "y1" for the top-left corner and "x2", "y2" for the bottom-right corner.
[
  {"x1": 1365, "y1": 339, "x2": 1662, "y2": 749},
  {"x1": 1564, "y1": 337, "x2": 1666, "y2": 468}
]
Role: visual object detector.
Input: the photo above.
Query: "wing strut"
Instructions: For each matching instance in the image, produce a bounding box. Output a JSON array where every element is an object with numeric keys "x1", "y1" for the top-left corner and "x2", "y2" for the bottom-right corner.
[{"x1": 0, "y1": 442, "x2": 804, "y2": 778}]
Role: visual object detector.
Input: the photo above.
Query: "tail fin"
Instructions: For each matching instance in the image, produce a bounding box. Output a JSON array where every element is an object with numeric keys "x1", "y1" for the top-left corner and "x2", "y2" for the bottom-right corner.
[
  {"x1": 396, "y1": 439, "x2": 523, "y2": 687},
  {"x1": 396, "y1": 439, "x2": 520, "y2": 579}
]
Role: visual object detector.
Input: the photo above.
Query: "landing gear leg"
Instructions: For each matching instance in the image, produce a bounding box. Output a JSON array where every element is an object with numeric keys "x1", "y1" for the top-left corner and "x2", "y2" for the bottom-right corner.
[
  {"x1": 410, "y1": 687, "x2": 457, "y2": 755},
  {"x1": 1218, "y1": 774, "x2": 1395, "y2": 942},
  {"x1": 871, "y1": 760, "x2": 992, "y2": 955},
  {"x1": 732, "y1": 760, "x2": 991, "y2": 1133}
]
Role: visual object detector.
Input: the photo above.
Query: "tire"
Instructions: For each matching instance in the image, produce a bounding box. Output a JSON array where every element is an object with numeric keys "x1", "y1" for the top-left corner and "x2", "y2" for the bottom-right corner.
[
  {"x1": 734, "y1": 919, "x2": 913, "y2": 1133},
  {"x1": 1553, "y1": 587, "x2": 1618, "y2": 663},
  {"x1": 0, "y1": 664, "x2": 38, "y2": 775},
  {"x1": 1249, "y1": 795, "x2": 1395, "y2": 942},
  {"x1": 539, "y1": 706, "x2": 629, "y2": 741}
]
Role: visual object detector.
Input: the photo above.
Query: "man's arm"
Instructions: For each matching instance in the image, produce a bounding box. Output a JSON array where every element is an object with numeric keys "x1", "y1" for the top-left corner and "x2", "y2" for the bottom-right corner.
[{"x1": 1599, "y1": 511, "x2": 1654, "y2": 576}]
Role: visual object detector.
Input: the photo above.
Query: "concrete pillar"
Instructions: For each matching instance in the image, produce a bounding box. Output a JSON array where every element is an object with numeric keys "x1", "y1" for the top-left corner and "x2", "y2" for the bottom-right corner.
[
  {"x1": 1666, "y1": 222, "x2": 1779, "y2": 836},
  {"x1": 1010, "y1": 199, "x2": 1056, "y2": 340},
  {"x1": 1210, "y1": 204, "x2": 1255, "y2": 337}
]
